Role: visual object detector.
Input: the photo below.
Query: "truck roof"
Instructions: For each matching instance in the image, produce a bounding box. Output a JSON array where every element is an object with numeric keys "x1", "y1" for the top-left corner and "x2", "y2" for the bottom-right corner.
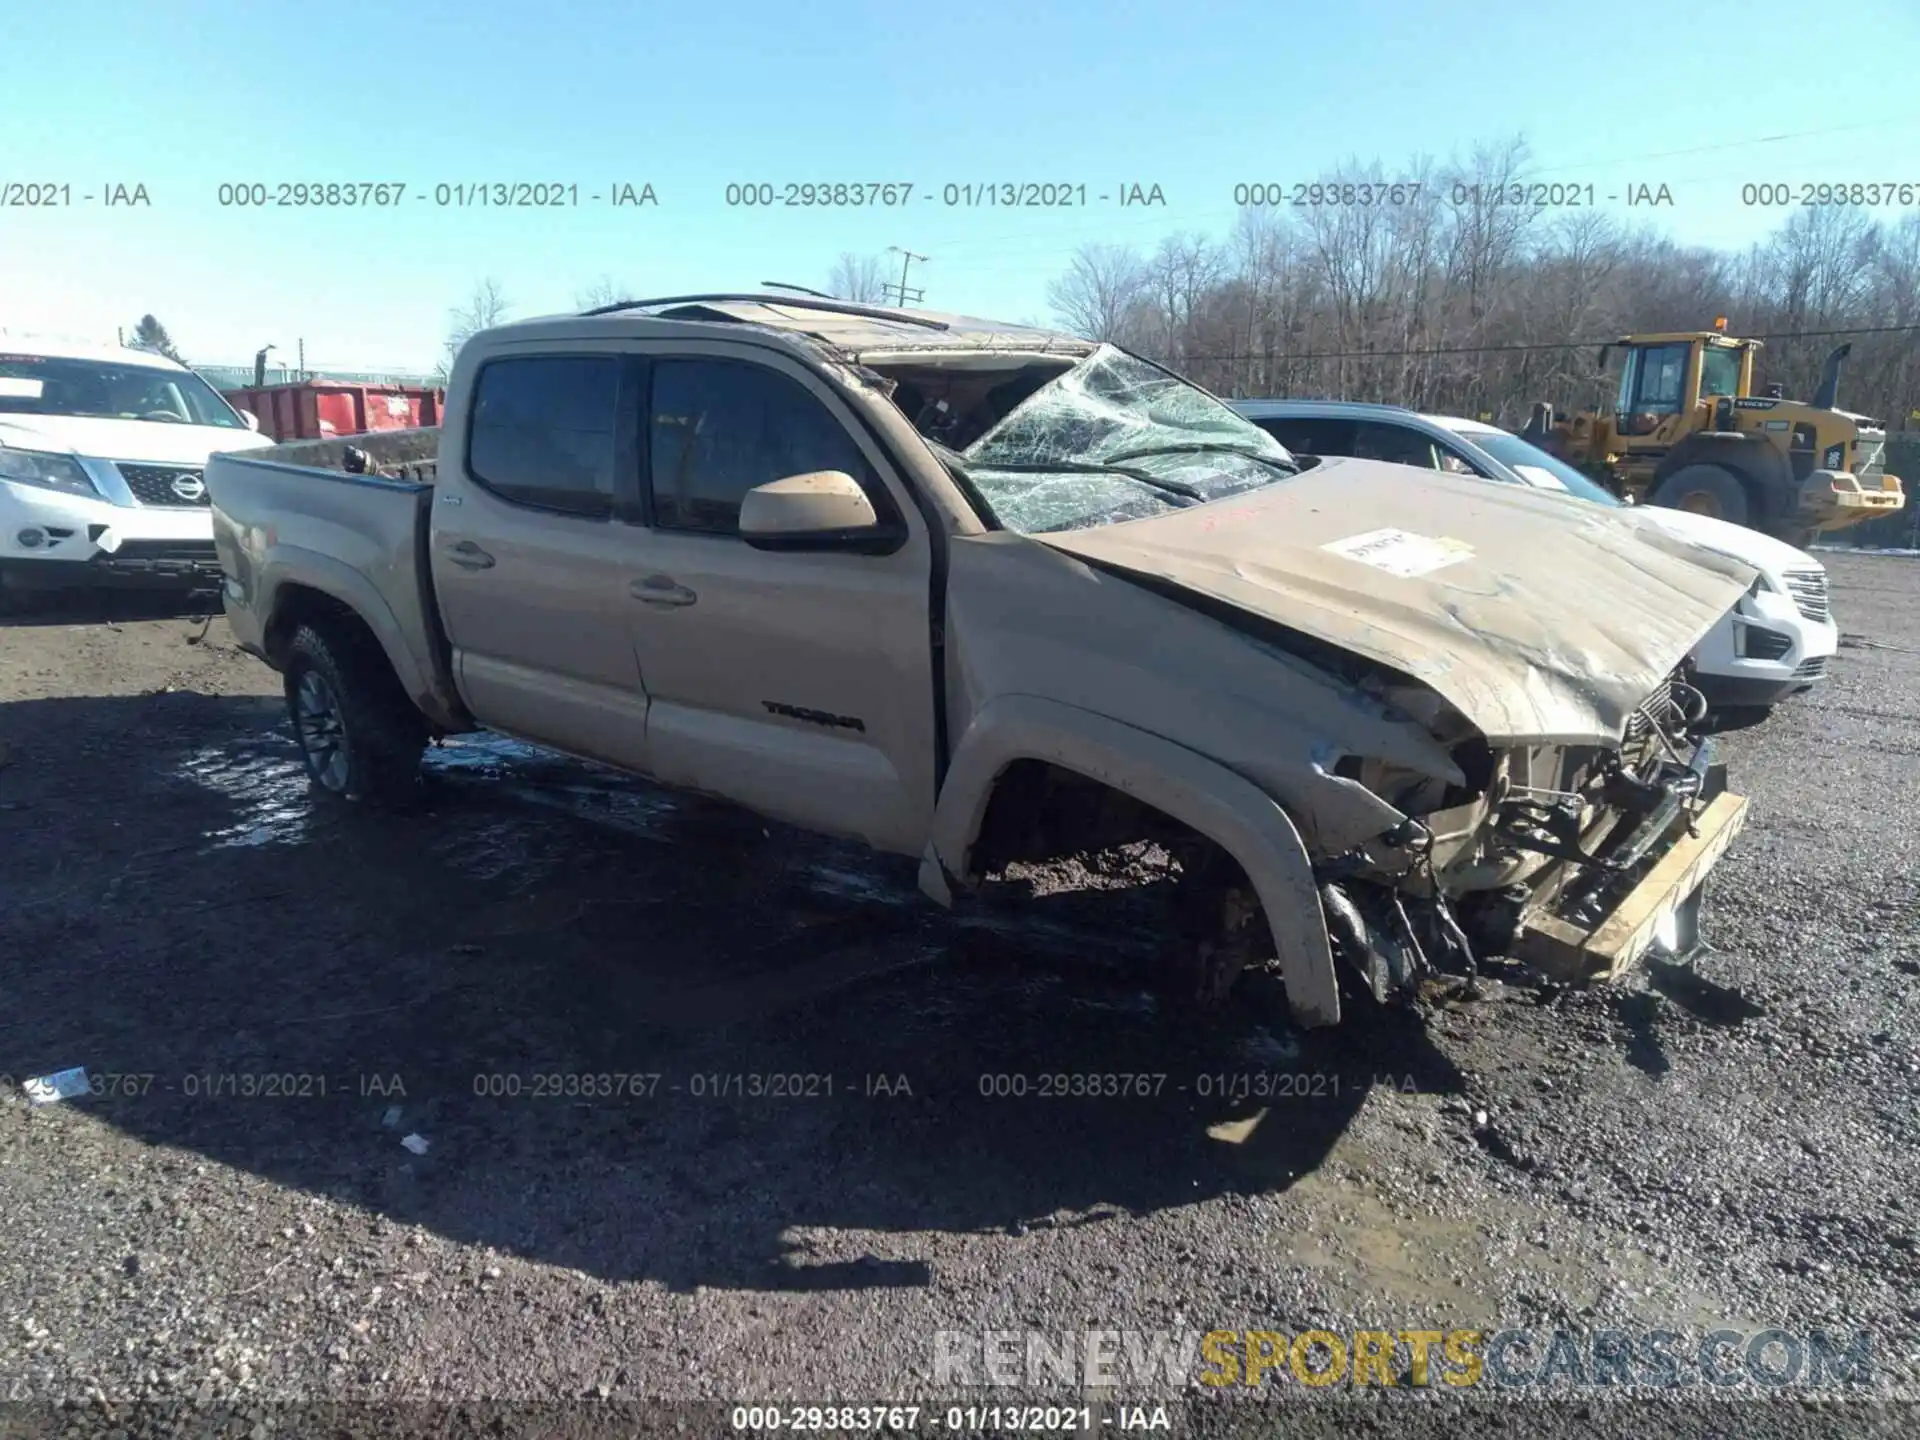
[{"x1": 489, "y1": 294, "x2": 1097, "y2": 362}]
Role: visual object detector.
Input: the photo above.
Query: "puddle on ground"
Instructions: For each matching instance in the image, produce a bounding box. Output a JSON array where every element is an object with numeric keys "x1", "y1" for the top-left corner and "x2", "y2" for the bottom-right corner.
[
  {"x1": 172, "y1": 726, "x2": 1316, "y2": 1075},
  {"x1": 431, "y1": 735, "x2": 685, "y2": 828},
  {"x1": 177, "y1": 737, "x2": 314, "y2": 849},
  {"x1": 803, "y1": 862, "x2": 921, "y2": 908},
  {"x1": 175, "y1": 729, "x2": 921, "y2": 925}
]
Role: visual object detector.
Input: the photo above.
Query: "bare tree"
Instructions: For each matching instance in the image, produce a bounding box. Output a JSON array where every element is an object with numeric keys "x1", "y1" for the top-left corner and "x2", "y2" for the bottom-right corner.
[
  {"x1": 827, "y1": 253, "x2": 889, "y2": 303},
  {"x1": 440, "y1": 279, "x2": 512, "y2": 377},
  {"x1": 574, "y1": 275, "x2": 634, "y2": 311},
  {"x1": 1046, "y1": 244, "x2": 1152, "y2": 344},
  {"x1": 1146, "y1": 233, "x2": 1222, "y2": 363},
  {"x1": 1036, "y1": 131, "x2": 1920, "y2": 448}
]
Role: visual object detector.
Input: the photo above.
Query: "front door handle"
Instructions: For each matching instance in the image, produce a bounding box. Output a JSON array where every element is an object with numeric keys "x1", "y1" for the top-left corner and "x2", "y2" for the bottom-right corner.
[
  {"x1": 446, "y1": 540, "x2": 495, "y2": 570},
  {"x1": 630, "y1": 574, "x2": 697, "y2": 607}
]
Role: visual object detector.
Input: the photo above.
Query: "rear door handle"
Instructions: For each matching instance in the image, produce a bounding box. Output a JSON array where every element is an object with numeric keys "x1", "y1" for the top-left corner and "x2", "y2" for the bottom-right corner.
[
  {"x1": 631, "y1": 574, "x2": 697, "y2": 607},
  {"x1": 446, "y1": 541, "x2": 495, "y2": 570}
]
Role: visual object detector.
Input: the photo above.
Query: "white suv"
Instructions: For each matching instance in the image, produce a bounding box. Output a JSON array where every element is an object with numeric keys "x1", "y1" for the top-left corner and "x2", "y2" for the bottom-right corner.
[
  {"x1": 1232, "y1": 400, "x2": 1839, "y2": 713},
  {"x1": 0, "y1": 338, "x2": 277, "y2": 606}
]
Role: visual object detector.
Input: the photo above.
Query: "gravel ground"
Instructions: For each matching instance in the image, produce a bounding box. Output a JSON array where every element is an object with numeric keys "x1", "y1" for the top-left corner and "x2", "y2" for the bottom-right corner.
[{"x1": 1, "y1": 555, "x2": 1917, "y2": 1438}]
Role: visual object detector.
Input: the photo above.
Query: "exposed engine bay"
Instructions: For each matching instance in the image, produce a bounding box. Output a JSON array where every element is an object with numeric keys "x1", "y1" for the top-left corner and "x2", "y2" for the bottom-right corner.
[
  {"x1": 847, "y1": 335, "x2": 1753, "y2": 1012},
  {"x1": 1316, "y1": 666, "x2": 1723, "y2": 1001}
]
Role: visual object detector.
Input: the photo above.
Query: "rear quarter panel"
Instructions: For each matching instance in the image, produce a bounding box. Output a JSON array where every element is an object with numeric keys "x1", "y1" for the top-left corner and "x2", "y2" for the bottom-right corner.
[{"x1": 206, "y1": 453, "x2": 459, "y2": 726}]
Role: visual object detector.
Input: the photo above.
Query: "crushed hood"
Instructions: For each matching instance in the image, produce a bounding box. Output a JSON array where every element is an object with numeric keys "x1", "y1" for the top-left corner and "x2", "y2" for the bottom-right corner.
[{"x1": 1038, "y1": 456, "x2": 1754, "y2": 746}]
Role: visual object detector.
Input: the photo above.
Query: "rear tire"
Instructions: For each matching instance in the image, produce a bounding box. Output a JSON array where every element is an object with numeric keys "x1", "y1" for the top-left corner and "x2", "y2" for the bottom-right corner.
[
  {"x1": 1647, "y1": 465, "x2": 1751, "y2": 526},
  {"x1": 282, "y1": 621, "x2": 427, "y2": 806}
]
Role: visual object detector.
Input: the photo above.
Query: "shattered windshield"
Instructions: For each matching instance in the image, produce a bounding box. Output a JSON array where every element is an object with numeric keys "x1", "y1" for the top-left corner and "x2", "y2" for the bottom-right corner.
[{"x1": 957, "y1": 345, "x2": 1298, "y2": 533}]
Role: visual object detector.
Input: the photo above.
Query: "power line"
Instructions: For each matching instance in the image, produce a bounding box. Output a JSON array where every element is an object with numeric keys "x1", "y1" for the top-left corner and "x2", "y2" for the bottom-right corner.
[
  {"x1": 1169, "y1": 322, "x2": 1920, "y2": 365},
  {"x1": 1514, "y1": 113, "x2": 1920, "y2": 178}
]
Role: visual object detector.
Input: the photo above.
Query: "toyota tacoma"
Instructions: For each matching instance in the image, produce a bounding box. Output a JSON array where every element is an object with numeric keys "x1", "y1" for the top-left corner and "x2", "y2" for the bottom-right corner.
[{"x1": 205, "y1": 294, "x2": 1758, "y2": 1026}]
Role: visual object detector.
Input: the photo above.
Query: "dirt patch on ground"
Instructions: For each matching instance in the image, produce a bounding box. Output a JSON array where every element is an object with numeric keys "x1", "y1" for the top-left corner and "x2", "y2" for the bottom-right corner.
[{"x1": 1, "y1": 561, "x2": 1916, "y2": 1434}]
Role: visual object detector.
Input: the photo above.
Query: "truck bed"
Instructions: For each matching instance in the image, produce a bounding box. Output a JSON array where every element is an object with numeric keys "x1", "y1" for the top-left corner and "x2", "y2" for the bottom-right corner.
[
  {"x1": 204, "y1": 443, "x2": 463, "y2": 729},
  {"x1": 261, "y1": 426, "x2": 441, "y2": 480}
]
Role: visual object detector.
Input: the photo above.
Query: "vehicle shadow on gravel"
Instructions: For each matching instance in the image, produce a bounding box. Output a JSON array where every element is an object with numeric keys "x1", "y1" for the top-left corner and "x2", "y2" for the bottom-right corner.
[
  {"x1": 0, "y1": 588, "x2": 221, "y2": 628},
  {"x1": 0, "y1": 690, "x2": 1464, "y2": 1294}
]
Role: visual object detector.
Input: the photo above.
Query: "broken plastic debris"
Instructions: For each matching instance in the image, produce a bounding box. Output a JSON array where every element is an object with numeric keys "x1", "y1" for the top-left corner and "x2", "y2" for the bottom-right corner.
[
  {"x1": 381, "y1": 1106, "x2": 403, "y2": 1129},
  {"x1": 23, "y1": 1067, "x2": 90, "y2": 1105},
  {"x1": 400, "y1": 1133, "x2": 430, "y2": 1155}
]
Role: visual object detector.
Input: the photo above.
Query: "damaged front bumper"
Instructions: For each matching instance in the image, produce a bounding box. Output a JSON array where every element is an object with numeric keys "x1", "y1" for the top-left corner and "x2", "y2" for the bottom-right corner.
[
  {"x1": 1515, "y1": 785, "x2": 1749, "y2": 981},
  {"x1": 1322, "y1": 724, "x2": 1751, "y2": 1001},
  {"x1": 1498, "y1": 732, "x2": 1749, "y2": 981}
]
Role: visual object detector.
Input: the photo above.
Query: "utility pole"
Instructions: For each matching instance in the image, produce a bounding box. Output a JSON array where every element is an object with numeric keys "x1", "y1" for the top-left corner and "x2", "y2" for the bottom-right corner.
[{"x1": 885, "y1": 247, "x2": 927, "y2": 306}]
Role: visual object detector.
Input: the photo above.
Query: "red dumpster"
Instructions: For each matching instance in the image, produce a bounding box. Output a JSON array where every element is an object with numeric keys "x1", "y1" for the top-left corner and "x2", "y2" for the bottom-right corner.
[{"x1": 221, "y1": 381, "x2": 445, "y2": 442}]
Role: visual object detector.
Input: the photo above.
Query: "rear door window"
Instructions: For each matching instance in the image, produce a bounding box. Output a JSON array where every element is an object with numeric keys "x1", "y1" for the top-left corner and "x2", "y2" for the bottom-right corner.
[{"x1": 466, "y1": 356, "x2": 621, "y2": 517}]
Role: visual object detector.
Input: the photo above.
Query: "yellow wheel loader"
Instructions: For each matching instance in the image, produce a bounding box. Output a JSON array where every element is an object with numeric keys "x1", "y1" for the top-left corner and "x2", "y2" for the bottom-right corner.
[{"x1": 1518, "y1": 325, "x2": 1904, "y2": 545}]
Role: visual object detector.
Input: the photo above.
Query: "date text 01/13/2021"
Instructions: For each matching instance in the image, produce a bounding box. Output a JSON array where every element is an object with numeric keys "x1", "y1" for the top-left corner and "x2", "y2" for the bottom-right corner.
[
  {"x1": 212, "y1": 182, "x2": 658, "y2": 208},
  {"x1": 721, "y1": 182, "x2": 1167, "y2": 208}
]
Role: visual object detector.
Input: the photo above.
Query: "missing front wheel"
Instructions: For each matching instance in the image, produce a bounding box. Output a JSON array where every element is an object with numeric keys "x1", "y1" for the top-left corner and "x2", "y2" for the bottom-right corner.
[{"x1": 1170, "y1": 848, "x2": 1267, "y2": 1008}]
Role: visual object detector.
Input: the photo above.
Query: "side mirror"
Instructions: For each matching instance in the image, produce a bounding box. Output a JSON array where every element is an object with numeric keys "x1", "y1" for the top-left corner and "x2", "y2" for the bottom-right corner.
[
  {"x1": 738, "y1": 470, "x2": 902, "y2": 554},
  {"x1": 239, "y1": 408, "x2": 261, "y2": 432}
]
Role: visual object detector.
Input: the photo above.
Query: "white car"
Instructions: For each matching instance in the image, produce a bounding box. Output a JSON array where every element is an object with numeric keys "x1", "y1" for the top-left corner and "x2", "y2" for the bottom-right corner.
[
  {"x1": 1231, "y1": 400, "x2": 1839, "y2": 713},
  {"x1": 0, "y1": 338, "x2": 277, "y2": 606}
]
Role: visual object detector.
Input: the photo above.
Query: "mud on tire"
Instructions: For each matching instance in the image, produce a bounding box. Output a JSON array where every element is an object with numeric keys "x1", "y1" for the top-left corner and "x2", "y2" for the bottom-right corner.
[{"x1": 282, "y1": 620, "x2": 428, "y2": 806}]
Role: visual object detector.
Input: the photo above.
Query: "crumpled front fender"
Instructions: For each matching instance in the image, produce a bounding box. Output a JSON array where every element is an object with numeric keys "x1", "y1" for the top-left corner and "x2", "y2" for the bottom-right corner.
[{"x1": 920, "y1": 693, "x2": 1341, "y2": 1027}]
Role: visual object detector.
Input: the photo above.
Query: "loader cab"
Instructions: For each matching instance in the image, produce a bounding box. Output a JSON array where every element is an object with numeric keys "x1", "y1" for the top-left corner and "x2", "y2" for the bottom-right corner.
[{"x1": 1605, "y1": 333, "x2": 1759, "y2": 441}]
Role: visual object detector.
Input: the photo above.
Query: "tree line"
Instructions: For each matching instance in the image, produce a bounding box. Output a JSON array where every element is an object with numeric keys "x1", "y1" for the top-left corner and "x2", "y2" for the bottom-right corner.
[
  {"x1": 1031, "y1": 139, "x2": 1918, "y2": 432},
  {"x1": 433, "y1": 148, "x2": 1920, "y2": 441}
]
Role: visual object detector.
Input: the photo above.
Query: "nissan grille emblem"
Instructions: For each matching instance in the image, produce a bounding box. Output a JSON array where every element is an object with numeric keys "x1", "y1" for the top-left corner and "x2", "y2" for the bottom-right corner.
[{"x1": 170, "y1": 472, "x2": 206, "y2": 501}]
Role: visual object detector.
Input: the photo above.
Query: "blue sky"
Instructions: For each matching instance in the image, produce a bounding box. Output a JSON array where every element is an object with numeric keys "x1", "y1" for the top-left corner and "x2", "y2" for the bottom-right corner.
[{"x1": 4, "y1": 0, "x2": 1917, "y2": 373}]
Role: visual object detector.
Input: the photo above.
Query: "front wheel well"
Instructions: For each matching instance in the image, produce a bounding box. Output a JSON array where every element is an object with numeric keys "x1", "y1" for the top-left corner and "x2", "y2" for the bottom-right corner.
[
  {"x1": 966, "y1": 758, "x2": 1271, "y2": 1006},
  {"x1": 970, "y1": 758, "x2": 1208, "y2": 872}
]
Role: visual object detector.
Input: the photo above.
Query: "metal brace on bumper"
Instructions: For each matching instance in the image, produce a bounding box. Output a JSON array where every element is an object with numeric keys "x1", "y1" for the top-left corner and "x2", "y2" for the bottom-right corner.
[{"x1": 1517, "y1": 788, "x2": 1749, "y2": 982}]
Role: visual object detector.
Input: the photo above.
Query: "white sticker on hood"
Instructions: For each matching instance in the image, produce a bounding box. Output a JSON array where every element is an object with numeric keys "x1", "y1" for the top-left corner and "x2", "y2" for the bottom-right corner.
[{"x1": 1322, "y1": 527, "x2": 1474, "y2": 578}]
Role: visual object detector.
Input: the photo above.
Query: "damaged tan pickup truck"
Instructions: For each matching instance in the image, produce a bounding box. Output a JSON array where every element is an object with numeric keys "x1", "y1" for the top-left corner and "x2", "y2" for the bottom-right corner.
[{"x1": 205, "y1": 294, "x2": 1757, "y2": 1027}]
